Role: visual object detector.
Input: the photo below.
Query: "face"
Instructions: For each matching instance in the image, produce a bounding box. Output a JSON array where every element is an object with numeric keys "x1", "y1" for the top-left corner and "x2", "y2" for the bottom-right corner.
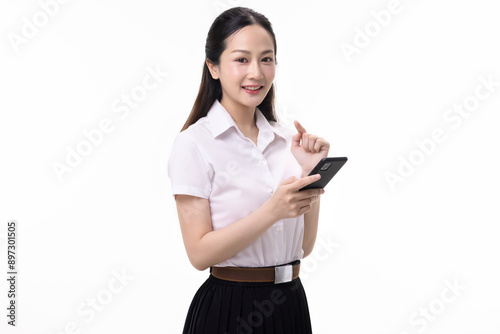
[{"x1": 207, "y1": 24, "x2": 276, "y2": 112}]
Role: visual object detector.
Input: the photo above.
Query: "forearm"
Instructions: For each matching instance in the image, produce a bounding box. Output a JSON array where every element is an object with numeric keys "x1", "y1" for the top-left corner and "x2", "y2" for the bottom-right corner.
[
  {"x1": 302, "y1": 196, "x2": 320, "y2": 258},
  {"x1": 192, "y1": 200, "x2": 278, "y2": 271}
]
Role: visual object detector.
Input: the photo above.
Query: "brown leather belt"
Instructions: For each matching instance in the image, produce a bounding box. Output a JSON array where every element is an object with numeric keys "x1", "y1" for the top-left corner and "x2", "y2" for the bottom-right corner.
[{"x1": 210, "y1": 262, "x2": 300, "y2": 284}]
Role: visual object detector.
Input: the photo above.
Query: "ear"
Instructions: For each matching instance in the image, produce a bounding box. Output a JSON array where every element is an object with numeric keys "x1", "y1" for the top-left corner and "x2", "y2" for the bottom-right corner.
[{"x1": 206, "y1": 59, "x2": 219, "y2": 80}]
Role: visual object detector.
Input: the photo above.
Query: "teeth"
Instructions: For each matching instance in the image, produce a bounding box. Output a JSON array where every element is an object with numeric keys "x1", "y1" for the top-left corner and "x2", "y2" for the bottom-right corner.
[{"x1": 243, "y1": 86, "x2": 261, "y2": 91}]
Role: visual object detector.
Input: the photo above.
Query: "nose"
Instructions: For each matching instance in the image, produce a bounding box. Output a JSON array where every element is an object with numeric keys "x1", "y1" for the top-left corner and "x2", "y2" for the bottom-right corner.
[{"x1": 248, "y1": 60, "x2": 264, "y2": 80}]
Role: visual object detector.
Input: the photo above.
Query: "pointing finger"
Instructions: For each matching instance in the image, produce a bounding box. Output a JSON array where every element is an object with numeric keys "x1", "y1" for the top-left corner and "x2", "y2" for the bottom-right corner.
[{"x1": 294, "y1": 120, "x2": 307, "y2": 134}]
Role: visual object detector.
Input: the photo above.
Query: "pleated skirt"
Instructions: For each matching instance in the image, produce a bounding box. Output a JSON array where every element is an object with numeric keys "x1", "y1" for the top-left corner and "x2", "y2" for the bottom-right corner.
[{"x1": 182, "y1": 262, "x2": 313, "y2": 334}]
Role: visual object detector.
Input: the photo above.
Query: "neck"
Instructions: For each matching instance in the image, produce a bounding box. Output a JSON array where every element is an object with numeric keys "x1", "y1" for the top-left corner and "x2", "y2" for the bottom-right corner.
[{"x1": 219, "y1": 97, "x2": 257, "y2": 133}]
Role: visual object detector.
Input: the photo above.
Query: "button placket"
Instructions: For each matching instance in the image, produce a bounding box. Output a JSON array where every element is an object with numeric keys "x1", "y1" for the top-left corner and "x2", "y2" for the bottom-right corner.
[
  {"x1": 250, "y1": 136, "x2": 283, "y2": 235},
  {"x1": 251, "y1": 146, "x2": 275, "y2": 192}
]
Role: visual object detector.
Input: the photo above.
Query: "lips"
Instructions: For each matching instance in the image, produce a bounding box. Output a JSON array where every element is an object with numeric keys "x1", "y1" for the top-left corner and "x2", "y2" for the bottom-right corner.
[
  {"x1": 242, "y1": 85, "x2": 264, "y2": 94},
  {"x1": 242, "y1": 85, "x2": 263, "y2": 91}
]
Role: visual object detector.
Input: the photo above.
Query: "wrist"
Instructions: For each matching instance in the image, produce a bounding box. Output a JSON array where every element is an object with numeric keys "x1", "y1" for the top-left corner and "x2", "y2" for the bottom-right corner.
[{"x1": 261, "y1": 198, "x2": 281, "y2": 225}]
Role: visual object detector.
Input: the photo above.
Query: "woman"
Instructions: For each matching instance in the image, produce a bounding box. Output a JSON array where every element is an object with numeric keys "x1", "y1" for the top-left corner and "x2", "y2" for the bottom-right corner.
[{"x1": 168, "y1": 6, "x2": 330, "y2": 333}]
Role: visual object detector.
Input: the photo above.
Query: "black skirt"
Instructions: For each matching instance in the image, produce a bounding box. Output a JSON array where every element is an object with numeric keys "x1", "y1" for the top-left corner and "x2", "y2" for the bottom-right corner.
[{"x1": 182, "y1": 261, "x2": 313, "y2": 334}]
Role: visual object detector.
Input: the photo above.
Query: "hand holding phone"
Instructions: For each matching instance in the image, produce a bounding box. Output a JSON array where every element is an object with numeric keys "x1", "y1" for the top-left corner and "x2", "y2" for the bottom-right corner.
[
  {"x1": 298, "y1": 157, "x2": 347, "y2": 191},
  {"x1": 267, "y1": 173, "x2": 325, "y2": 220}
]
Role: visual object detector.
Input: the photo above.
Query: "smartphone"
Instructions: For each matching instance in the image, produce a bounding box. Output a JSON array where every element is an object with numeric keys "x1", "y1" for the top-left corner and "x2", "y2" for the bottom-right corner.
[{"x1": 298, "y1": 157, "x2": 348, "y2": 191}]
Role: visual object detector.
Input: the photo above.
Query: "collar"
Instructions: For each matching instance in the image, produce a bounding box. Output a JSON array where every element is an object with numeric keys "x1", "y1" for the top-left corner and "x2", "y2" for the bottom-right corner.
[{"x1": 206, "y1": 99, "x2": 287, "y2": 141}]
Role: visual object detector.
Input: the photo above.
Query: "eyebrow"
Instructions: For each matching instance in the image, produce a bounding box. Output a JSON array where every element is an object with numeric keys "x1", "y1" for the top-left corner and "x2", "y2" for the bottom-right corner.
[{"x1": 230, "y1": 49, "x2": 274, "y2": 55}]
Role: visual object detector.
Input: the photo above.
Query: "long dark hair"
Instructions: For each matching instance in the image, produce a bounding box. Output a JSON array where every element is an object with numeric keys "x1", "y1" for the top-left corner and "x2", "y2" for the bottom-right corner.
[{"x1": 180, "y1": 7, "x2": 278, "y2": 132}]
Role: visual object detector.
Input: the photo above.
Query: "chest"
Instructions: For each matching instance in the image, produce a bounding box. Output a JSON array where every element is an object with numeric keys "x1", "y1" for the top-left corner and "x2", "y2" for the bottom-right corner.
[
  {"x1": 208, "y1": 135, "x2": 300, "y2": 202},
  {"x1": 200, "y1": 129, "x2": 302, "y2": 230}
]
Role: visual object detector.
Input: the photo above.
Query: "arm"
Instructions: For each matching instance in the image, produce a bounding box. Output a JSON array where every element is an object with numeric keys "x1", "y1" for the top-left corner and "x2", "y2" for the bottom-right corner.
[
  {"x1": 291, "y1": 120, "x2": 330, "y2": 259},
  {"x1": 301, "y1": 171, "x2": 322, "y2": 258},
  {"x1": 175, "y1": 194, "x2": 278, "y2": 271},
  {"x1": 175, "y1": 174, "x2": 323, "y2": 271},
  {"x1": 302, "y1": 196, "x2": 320, "y2": 258}
]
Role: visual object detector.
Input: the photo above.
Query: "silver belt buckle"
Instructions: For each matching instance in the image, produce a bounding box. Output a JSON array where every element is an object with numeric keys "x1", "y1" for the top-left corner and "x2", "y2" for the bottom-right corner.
[{"x1": 274, "y1": 264, "x2": 293, "y2": 284}]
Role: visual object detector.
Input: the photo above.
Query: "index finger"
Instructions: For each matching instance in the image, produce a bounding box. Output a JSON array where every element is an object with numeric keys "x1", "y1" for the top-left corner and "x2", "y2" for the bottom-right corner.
[
  {"x1": 293, "y1": 173, "x2": 321, "y2": 190},
  {"x1": 294, "y1": 120, "x2": 307, "y2": 134}
]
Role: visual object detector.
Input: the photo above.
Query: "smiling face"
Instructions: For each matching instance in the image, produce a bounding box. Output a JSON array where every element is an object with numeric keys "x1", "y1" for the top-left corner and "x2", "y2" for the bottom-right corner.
[{"x1": 206, "y1": 24, "x2": 276, "y2": 114}]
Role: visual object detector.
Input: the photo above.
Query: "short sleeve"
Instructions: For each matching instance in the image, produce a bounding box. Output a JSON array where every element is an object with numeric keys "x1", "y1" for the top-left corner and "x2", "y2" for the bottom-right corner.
[{"x1": 167, "y1": 132, "x2": 213, "y2": 199}]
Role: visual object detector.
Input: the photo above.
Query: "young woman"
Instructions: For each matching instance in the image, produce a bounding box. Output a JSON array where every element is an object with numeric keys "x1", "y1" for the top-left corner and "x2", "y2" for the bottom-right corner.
[{"x1": 168, "y1": 7, "x2": 330, "y2": 333}]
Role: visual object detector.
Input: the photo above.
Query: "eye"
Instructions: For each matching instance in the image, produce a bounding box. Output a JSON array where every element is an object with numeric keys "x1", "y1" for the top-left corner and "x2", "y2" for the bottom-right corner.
[
  {"x1": 262, "y1": 57, "x2": 273, "y2": 62},
  {"x1": 236, "y1": 58, "x2": 248, "y2": 63}
]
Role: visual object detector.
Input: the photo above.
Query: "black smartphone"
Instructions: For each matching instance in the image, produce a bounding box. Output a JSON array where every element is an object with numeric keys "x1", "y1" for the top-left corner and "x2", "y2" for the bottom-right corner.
[{"x1": 298, "y1": 157, "x2": 348, "y2": 191}]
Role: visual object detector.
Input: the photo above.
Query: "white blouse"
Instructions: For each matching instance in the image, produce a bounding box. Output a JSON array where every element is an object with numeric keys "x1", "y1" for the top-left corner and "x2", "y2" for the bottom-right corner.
[{"x1": 168, "y1": 99, "x2": 304, "y2": 267}]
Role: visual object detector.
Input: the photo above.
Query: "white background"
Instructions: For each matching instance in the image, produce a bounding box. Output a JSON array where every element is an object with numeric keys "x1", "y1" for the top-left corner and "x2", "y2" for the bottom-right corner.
[{"x1": 1, "y1": 0, "x2": 499, "y2": 333}]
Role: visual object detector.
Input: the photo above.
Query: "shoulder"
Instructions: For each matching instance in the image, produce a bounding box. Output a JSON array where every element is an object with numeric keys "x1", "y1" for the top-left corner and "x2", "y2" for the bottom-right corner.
[
  {"x1": 168, "y1": 118, "x2": 214, "y2": 175},
  {"x1": 172, "y1": 117, "x2": 213, "y2": 148}
]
